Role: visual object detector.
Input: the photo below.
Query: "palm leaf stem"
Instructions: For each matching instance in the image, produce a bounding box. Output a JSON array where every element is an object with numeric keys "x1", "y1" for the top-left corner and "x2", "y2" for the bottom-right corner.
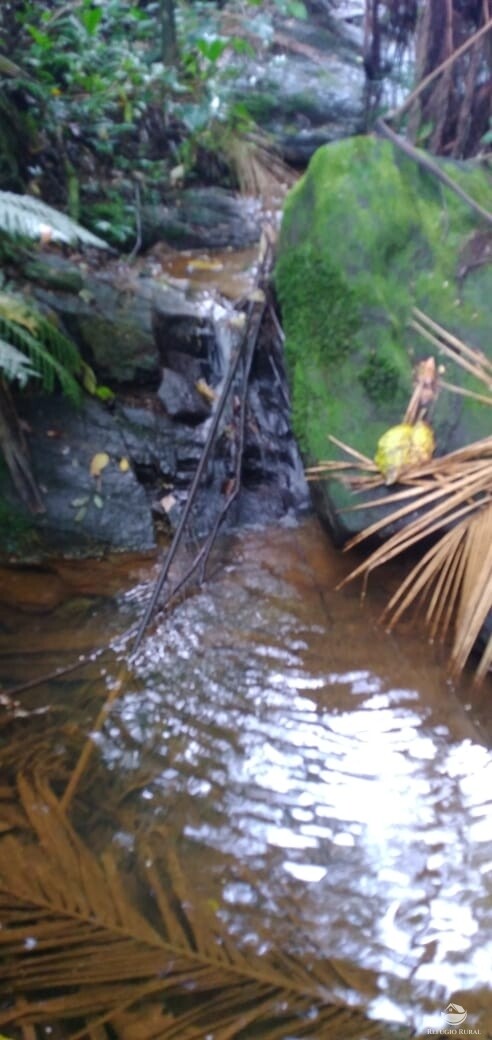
[
  {"x1": 410, "y1": 316, "x2": 492, "y2": 389},
  {"x1": 412, "y1": 307, "x2": 492, "y2": 378}
]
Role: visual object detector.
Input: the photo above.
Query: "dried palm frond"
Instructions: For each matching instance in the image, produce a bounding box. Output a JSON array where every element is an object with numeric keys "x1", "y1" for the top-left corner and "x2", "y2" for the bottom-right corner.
[
  {"x1": 226, "y1": 131, "x2": 298, "y2": 202},
  {"x1": 0, "y1": 772, "x2": 407, "y2": 1039},
  {"x1": 306, "y1": 312, "x2": 492, "y2": 681},
  {"x1": 337, "y1": 439, "x2": 492, "y2": 679}
]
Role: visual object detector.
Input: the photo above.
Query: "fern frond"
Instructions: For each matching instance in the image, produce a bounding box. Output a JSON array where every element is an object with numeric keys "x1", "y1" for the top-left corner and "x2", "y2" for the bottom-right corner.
[
  {"x1": 0, "y1": 317, "x2": 82, "y2": 402},
  {"x1": 0, "y1": 191, "x2": 110, "y2": 249},
  {"x1": 0, "y1": 292, "x2": 82, "y2": 401},
  {"x1": 0, "y1": 339, "x2": 38, "y2": 387}
]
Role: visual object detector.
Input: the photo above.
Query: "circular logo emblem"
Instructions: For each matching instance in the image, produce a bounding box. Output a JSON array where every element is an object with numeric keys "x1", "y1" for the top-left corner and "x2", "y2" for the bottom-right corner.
[{"x1": 442, "y1": 1004, "x2": 467, "y2": 1026}]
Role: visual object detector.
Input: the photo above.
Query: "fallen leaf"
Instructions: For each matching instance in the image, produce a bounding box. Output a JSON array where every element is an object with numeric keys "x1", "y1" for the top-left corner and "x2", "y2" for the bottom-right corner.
[
  {"x1": 93, "y1": 494, "x2": 104, "y2": 508},
  {"x1": 160, "y1": 494, "x2": 176, "y2": 513},
  {"x1": 187, "y1": 258, "x2": 223, "y2": 272},
  {"x1": 119, "y1": 457, "x2": 130, "y2": 472},
  {"x1": 80, "y1": 361, "x2": 97, "y2": 395},
  {"x1": 195, "y1": 378, "x2": 216, "y2": 404},
  {"x1": 89, "y1": 452, "x2": 110, "y2": 478},
  {"x1": 246, "y1": 288, "x2": 266, "y2": 303}
]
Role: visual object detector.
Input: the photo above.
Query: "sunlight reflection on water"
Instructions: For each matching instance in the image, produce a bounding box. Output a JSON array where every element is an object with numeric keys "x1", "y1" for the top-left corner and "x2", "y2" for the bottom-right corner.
[
  {"x1": 4, "y1": 519, "x2": 489, "y2": 1032},
  {"x1": 111, "y1": 523, "x2": 492, "y2": 1032}
]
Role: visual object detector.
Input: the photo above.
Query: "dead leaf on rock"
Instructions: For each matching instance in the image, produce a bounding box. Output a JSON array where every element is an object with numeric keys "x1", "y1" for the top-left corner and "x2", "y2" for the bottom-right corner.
[
  {"x1": 195, "y1": 378, "x2": 216, "y2": 404},
  {"x1": 160, "y1": 493, "x2": 176, "y2": 513},
  {"x1": 89, "y1": 452, "x2": 110, "y2": 478}
]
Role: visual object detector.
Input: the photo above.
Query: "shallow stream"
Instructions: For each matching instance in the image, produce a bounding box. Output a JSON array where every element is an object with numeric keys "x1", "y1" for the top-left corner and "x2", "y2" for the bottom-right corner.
[{"x1": 1, "y1": 517, "x2": 491, "y2": 1035}]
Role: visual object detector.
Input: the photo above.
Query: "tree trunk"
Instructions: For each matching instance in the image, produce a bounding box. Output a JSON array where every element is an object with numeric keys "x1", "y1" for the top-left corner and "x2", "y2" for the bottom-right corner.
[
  {"x1": 160, "y1": 0, "x2": 178, "y2": 66},
  {"x1": 408, "y1": 0, "x2": 492, "y2": 157}
]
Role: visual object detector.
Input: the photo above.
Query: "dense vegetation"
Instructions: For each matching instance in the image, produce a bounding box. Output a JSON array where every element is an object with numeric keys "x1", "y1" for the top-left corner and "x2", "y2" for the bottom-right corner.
[{"x1": 0, "y1": 0, "x2": 307, "y2": 248}]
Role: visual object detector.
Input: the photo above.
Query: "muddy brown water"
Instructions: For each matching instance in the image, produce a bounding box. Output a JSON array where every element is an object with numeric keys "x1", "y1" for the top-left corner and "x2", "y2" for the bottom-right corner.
[{"x1": 1, "y1": 517, "x2": 492, "y2": 1035}]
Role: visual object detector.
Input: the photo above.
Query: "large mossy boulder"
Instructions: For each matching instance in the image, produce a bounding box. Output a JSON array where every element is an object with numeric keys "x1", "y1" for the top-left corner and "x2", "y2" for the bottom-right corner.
[{"x1": 276, "y1": 135, "x2": 492, "y2": 542}]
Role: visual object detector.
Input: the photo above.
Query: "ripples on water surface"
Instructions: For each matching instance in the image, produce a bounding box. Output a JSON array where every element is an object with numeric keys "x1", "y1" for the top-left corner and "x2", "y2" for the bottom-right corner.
[{"x1": 1, "y1": 517, "x2": 492, "y2": 1034}]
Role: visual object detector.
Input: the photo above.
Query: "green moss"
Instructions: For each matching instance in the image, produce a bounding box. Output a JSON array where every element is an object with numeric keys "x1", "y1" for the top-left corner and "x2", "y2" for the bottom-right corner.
[
  {"x1": 275, "y1": 134, "x2": 492, "y2": 519},
  {"x1": 275, "y1": 243, "x2": 361, "y2": 450},
  {"x1": 360, "y1": 352, "x2": 402, "y2": 405},
  {"x1": 276, "y1": 243, "x2": 359, "y2": 365}
]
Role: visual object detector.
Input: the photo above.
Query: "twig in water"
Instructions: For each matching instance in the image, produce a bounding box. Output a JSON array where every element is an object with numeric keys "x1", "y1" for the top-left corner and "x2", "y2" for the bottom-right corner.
[
  {"x1": 131, "y1": 230, "x2": 275, "y2": 654},
  {"x1": 59, "y1": 229, "x2": 275, "y2": 813}
]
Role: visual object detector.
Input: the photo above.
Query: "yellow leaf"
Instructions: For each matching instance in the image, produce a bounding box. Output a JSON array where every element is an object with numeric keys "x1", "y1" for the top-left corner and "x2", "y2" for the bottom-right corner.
[
  {"x1": 0, "y1": 292, "x2": 38, "y2": 333},
  {"x1": 119, "y1": 457, "x2": 130, "y2": 472},
  {"x1": 195, "y1": 378, "x2": 216, "y2": 404},
  {"x1": 187, "y1": 258, "x2": 224, "y2": 272},
  {"x1": 80, "y1": 361, "x2": 97, "y2": 395},
  {"x1": 89, "y1": 452, "x2": 110, "y2": 478}
]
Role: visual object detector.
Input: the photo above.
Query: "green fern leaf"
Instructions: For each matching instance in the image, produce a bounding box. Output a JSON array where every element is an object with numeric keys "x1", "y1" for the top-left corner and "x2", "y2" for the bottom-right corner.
[
  {"x1": 0, "y1": 292, "x2": 82, "y2": 401},
  {"x1": 0, "y1": 191, "x2": 110, "y2": 249},
  {"x1": 0, "y1": 339, "x2": 38, "y2": 387}
]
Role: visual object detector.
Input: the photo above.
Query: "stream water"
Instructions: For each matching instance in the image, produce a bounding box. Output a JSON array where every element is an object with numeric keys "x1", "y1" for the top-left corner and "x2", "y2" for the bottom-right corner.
[{"x1": 1, "y1": 516, "x2": 491, "y2": 1036}]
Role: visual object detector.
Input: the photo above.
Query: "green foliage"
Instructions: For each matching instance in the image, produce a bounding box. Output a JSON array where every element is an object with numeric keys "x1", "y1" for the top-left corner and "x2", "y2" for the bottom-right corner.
[
  {"x1": 247, "y1": 0, "x2": 307, "y2": 16},
  {"x1": 0, "y1": 289, "x2": 83, "y2": 402},
  {"x1": 0, "y1": 339, "x2": 38, "y2": 387},
  {"x1": 0, "y1": 285, "x2": 112, "y2": 404},
  {"x1": 0, "y1": 0, "x2": 267, "y2": 232},
  {"x1": 0, "y1": 191, "x2": 109, "y2": 249}
]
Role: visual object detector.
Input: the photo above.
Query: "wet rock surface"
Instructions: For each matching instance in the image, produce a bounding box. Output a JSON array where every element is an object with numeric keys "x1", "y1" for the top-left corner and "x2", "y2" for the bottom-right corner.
[
  {"x1": 0, "y1": 258, "x2": 308, "y2": 558},
  {"x1": 140, "y1": 188, "x2": 263, "y2": 251},
  {"x1": 224, "y1": 3, "x2": 366, "y2": 165}
]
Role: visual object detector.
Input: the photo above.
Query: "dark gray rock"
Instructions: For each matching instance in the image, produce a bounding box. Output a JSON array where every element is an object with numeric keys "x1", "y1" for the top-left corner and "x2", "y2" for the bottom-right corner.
[
  {"x1": 23, "y1": 254, "x2": 221, "y2": 386},
  {"x1": 157, "y1": 368, "x2": 211, "y2": 423},
  {"x1": 140, "y1": 188, "x2": 263, "y2": 251},
  {"x1": 1, "y1": 396, "x2": 156, "y2": 557},
  {"x1": 226, "y1": 11, "x2": 366, "y2": 165}
]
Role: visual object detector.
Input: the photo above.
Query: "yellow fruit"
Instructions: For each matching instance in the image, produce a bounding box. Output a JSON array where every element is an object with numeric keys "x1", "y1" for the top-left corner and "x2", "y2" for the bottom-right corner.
[{"x1": 375, "y1": 421, "x2": 434, "y2": 483}]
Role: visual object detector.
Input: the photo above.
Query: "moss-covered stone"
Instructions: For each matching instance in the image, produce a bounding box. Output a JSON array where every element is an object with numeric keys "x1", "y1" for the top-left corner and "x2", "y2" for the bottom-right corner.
[{"x1": 276, "y1": 135, "x2": 492, "y2": 540}]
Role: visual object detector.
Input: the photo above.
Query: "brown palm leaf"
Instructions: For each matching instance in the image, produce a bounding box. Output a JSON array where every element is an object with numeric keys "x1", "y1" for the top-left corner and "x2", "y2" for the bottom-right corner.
[
  {"x1": 306, "y1": 304, "x2": 492, "y2": 682},
  {"x1": 335, "y1": 439, "x2": 492, "y2": 681},
  {"x1": 0, "y1": 773, "x2": 407, "y2": 1040}
]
